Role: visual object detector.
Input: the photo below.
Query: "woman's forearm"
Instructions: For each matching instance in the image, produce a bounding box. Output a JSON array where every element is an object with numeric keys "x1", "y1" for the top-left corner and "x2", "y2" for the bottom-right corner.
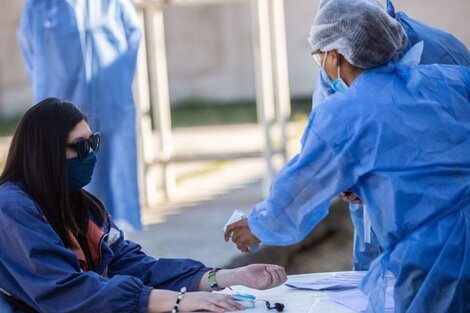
[
  {"x1": 197, "y1": 269, "x2": 239, "y2": 291},
  {"x1": 197, "y1": 264, "x2": 287, "y2": 293},
  {"x1": 148, "y1": 269, "x2": 240, "y2": 312},
  {"x1": 147, "y1": 289, "x2": 178, "y2": 313}
]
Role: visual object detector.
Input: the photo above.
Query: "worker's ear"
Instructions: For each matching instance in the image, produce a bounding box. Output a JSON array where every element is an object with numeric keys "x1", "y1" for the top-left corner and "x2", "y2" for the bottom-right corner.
[
  {"x1": 324, "y1": 49, "x2": 340, "y2": 80},
  {"x1": 329, "y1": 49, "x2": 340, "y2": 67}
]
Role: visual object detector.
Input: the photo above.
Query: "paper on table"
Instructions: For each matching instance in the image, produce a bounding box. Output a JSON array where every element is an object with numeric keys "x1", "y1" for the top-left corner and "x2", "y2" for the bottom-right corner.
[
  {"x1": 328, "y1": 287, "x2": 395, "y2": 312},
  {"x1": 285, "y1": 272, "x2": 393, "y2": 291},
  {"x1": 286, "y1": 272, "x2": 368, "y2": 291}
]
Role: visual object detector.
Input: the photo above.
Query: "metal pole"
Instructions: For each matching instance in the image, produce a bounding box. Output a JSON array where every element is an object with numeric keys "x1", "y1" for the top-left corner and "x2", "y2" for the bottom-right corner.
[
  {"x1": 134, "y1": 9, "x2": 153, "y2": 207},
  {"x1": 251, "y1": 0, "x2": 276, "y2": 196},
  {"x1": 270, "y1": 0, "x2": 291, "y2": 163},
  {"x1": 145, "y1": 7, "x2": 176, "y2": 200},
  {"x1": 132, "y1": 0, "x2": 292, "y2": 201}
]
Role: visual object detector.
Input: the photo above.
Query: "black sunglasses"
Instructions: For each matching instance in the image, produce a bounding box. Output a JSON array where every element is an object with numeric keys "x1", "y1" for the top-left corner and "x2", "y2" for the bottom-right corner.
[{"x1": 67, "y1": 132, "x2": 101, "y2": 160}]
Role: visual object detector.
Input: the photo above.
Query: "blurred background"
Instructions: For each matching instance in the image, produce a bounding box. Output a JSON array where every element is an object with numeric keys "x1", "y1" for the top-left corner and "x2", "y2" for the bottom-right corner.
[{"x1": 1, "y1": 0, "x2": 469, "y2": 273}]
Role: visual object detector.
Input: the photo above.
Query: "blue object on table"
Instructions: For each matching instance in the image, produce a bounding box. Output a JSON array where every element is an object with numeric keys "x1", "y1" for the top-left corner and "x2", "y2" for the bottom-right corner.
[
  {"x1": 232, "y1": 292, "x2": 256, "y2": 302},
  {"x1": 232, "y1": 292, "x2": 256, "y2": 309}
]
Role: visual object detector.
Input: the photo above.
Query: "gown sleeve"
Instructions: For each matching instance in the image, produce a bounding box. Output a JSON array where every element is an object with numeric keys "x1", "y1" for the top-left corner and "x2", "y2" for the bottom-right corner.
[{"x1": 248, "y1": 106, "x2": 361, "y2": 246}]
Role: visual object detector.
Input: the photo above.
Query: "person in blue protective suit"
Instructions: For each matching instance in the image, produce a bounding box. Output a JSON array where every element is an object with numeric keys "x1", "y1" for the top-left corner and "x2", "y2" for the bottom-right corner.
[
  {"x1": 320, "y1": 0, "x2": 470, "y2": 271},
  {"x1": 0, "y1": 98, "x2": 287, "y2": 313},
  {"x1": 227, "y1": 0, "x2": 470, "y2": 272},
  {"x1": 225, "y1": 0, "x2": 470, "y2": 312},
  {"x1": 18, "y1": 0, "x2": 143, "y2": 231}
]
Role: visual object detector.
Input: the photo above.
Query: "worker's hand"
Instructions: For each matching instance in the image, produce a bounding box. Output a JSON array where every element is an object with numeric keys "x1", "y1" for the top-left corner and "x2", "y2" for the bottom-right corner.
[
  {"x1": 234, "y1": 264, "x2": 287, "y2": 290},
  {"x1": 339, "y1": 190, "x2": 363, "y2": 205},
  {"x1": 224, "y1": 219, "x2": 260, "y2": 252},
  {"x1": 179, "y1": 292, "x2": 245, "y2": 313}
]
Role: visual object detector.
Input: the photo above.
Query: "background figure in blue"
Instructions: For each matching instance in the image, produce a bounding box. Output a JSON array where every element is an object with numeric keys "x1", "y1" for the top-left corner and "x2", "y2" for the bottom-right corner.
[
  {"x1": 315, "y1": 0, "x2": 470, "y2": 271},
  {"x1": 18, "y1": 0, "x2": 142, "y2": 231}
]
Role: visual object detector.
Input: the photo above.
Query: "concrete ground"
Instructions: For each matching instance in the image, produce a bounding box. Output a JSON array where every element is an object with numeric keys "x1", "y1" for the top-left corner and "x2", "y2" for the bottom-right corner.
[
  {"x1": 128, "y1": 153, "x2": 354, "y2": 273},
  {"x1": 128, "y1": 158, "x2": 267, "y2": 268}
]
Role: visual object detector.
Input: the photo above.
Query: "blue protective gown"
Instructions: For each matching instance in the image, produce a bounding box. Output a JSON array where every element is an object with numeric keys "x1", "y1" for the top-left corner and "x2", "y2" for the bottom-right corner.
[
  {"x1": 17, "y1": 0, "x2": 142, "y2": 231},
  {"x1": 312, "y1": 0, "x2": 470, "y2": 271},
  {"x1": 249, "y1": 43, "x2": 470, "y2": 312}
]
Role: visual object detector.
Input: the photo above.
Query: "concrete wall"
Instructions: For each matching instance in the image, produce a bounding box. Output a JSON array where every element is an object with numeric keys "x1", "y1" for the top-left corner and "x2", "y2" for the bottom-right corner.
[
  {"x1": 163, "y1": 0, "x2": 318, "y2": 103},
  {"x1": 1, "y1": 0, "x2": 470, "y2": 117},
  {"x1": 0, "y1": 0, "x2": 31, "y2": 117},
  {"x1": 163, "y1": 0, "x2": 470, "y2": 103}
]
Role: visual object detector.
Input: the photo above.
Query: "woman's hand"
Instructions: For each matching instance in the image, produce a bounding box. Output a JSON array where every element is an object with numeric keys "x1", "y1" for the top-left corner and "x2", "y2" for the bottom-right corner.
[
  {"x1": 179, "y1": 292, "x2": 245, "y2": 313},
  {"x1": 234, "y1": 264, "x2": 287, "y2": 290},
  {"x1": 224, "y1": 219, "x2": 261, "y2": 252},
  {"x1": 148, "y1": 290, "x2": 244, "y2": 313}
]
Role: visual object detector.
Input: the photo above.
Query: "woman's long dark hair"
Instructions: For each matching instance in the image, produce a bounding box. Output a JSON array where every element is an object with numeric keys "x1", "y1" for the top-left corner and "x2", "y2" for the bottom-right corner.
[{"x1": 0, "y1": 98, "x2": 105, "y2": 248}]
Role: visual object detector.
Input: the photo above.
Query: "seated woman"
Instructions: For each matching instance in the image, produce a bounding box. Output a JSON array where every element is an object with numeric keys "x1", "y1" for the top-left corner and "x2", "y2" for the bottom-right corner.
[{"x1": 0, "y1": 97, "x2": 287, "y2": 313}]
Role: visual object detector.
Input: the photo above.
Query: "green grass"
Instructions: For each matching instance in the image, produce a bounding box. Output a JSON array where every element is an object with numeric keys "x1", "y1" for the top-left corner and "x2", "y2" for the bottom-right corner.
[
  {"x1": 171, "y1": 99, "x2": 256, "y2": 127},
  {"x1": 0, "y1": 116, "x2": 21, "y2": 137},
  {"x1": 175, "y1": 160, "x2": 229, "y2": 183},
  {"x1": 171, "y1": 98, "x2": 312, "y2": 128},
  {"x1": 0, "y1": 98, "x2": 313, "y2": 136}
]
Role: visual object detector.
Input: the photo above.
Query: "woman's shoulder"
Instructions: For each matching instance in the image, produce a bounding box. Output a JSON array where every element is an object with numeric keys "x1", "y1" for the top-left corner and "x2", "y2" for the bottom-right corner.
[{"x1": 0, "y1": 182, "x2": 40, "y2": 216}]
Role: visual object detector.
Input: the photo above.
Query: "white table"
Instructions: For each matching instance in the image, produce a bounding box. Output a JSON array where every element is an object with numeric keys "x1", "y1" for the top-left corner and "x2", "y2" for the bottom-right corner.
[{"x1": 217, "y1": 271, "x2": 372, "y2": 313}]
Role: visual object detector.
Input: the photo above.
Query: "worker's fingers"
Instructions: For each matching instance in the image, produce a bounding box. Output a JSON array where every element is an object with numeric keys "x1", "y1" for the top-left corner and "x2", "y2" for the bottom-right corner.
[
  {"x1": 236, "y1": 238, "x2": 250, "y2": 252},
  {"x1": 232, "y1": 228, "x2": 243, "y2": 244},
  {"x1": 340, "y1": 191, "x2": 364, "y2": 205},
  {"x1": 224, "y1": 222, "x2": 238, "y2": 242},
  {"x1": 353, "y1": 199, "x2": 363, "y2": 205}
]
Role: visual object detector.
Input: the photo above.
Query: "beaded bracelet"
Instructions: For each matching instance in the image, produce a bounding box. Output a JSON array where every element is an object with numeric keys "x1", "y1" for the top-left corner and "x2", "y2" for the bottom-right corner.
[
  {"x1": 171, "y1": 287, "x2": 187, "y2": 313},
  {"x1": 208, "y1": 268, "x2": 223, "y2": 291}
]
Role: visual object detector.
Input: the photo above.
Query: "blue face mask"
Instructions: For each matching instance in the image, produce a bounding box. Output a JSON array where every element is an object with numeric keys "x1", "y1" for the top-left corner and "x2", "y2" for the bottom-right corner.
[
  {"x1": 330, "y1": 62, "x2": 349, "y2": 93},
  {"x1": 319, "y1": 51, "x2": 349, "y2": 93},
  {"x1": 67, "y1": 151, "x2": 97, "y2": 192}
]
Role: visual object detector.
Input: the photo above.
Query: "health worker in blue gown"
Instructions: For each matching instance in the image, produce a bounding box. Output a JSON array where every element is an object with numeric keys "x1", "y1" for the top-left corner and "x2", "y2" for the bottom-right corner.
[
  {"x1": 318, "y1": 0, "x2": 470, "y2": 271},
  {"x1": 225, "y1": 0, "x2": 470, "y2": 312},
  {"x1": 18, "y1": 0, "x2": 142, "y2": 231},
  {"x1": 227, "y1": 0, "x2": 470, "y2": 272}
]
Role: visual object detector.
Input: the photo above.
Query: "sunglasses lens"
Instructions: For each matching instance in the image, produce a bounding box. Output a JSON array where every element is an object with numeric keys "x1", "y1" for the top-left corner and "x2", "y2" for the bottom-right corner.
[
  {"x1": 90, "y1": 133, "x2": 100, "y2": 153},
  {"x1": 70, "y1": 133, "x2": 100, "y2": 160},
  {"x1": 77, "y1": 140, "x2": 90, "y2": 160}
]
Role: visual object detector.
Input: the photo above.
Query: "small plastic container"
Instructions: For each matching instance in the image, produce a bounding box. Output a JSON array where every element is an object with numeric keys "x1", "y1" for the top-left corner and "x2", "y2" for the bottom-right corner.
[{"x1": 232, "y1": 292, "x2": 256, "y2": 308}]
